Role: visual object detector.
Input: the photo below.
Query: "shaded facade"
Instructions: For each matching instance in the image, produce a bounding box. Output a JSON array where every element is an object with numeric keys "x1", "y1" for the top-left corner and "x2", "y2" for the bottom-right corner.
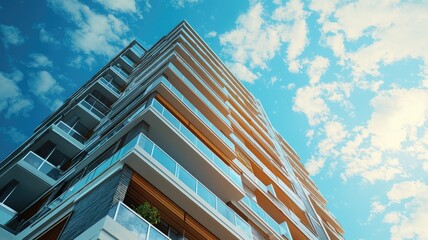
[{"x1": 0, "y1": 21, "x2": 344, "y2": 240}]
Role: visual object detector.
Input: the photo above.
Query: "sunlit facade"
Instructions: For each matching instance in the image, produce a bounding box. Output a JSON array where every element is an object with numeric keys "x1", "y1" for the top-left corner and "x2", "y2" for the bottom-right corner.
[{"x1": 0, "y1": 21, "x2": 343, "y2": 240}]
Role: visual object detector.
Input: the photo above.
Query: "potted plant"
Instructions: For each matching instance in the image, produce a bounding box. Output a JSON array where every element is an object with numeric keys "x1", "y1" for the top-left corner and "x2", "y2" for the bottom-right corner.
[{"x1": 134, "y1": 202, "x2": 161, "y2": 225}]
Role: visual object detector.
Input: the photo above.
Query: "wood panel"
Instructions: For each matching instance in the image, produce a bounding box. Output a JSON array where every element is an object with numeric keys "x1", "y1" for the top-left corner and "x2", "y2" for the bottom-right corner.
[{"x1": 125, "y1": 171, "x2": 218, "y2": 240}]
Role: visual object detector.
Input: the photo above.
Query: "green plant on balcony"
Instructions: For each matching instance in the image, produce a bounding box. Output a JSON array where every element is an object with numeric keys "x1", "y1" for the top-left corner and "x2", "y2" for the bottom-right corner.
[{"x1": 134, "y1": 202, "x2": 161, "y2": 225}]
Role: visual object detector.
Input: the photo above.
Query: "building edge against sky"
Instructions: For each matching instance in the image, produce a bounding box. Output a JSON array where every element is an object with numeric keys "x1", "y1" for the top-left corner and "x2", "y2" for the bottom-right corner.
[{"x1": 0, "y1": 21, "x2": 344, "y2": 240}]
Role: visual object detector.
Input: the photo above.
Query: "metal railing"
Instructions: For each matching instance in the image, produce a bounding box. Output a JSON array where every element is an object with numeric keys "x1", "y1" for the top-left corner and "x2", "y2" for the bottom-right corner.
[
  {"x1": 99, "y1": 77, "x2": 121, "y2": 95},
  {"x1": 56, "y1": 121, "x2": 86, "y2": 143},
  {"x1": 80, "y1": 95, "x2": 110, "y2": 119},
  {"x1": 22, "y1": 151, "x2": 62, "y2": 180}
]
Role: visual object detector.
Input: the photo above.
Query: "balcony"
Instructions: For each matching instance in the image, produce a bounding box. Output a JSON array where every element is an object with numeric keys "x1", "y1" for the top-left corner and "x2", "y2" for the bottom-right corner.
[
  {"x1": 127, "y1": 43, "x2": 145, "y2": 62},
  {"x1": 96, "y1": 76, "x2": 121, "y2": 99},
  {"x1": 45, "y1": 132, "x2": 251, "y2": 240},
  {"x1": 144, "y1": 98, "x2": 244, "y2": 201},
  {"x1": 78, "y1": 95, "x2": 110, "y2": 120},
  {"x1": 112, "y1": 65, "x2": 129, "y2": 83},
  {"x1": 54, "y1": 121, "x2": 86, "y2": 144},
  {"x1": 75, "y1": 201, "x2": 170, "y2": 240},
  {"x1": 108, "y1": 202, "x2": 170, "y2": 240},
  {"x1": 240, "y1": 196, "x2": 293, "y2": 240},
  {"x1": 0, "y1": 202, "x2": 17, "y2": 225},
  {"x1": 19, "y1": 151, "x2": 62, "y2": 181},
  {"x1": 0, "y1": 151, "x2": 64, "y2": 213},
  {"x1": 153, "y1": 76, "x2": 235, "y2": 153},
  {"x1": 125, "y1": 134, "x2": 252, "y2": 240}
]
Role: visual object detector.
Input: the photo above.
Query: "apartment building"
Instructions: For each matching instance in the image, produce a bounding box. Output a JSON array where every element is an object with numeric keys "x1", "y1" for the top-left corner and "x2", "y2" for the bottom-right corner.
[{"x1": 0, "y1": 21, "x2": 344, "y2": 240}]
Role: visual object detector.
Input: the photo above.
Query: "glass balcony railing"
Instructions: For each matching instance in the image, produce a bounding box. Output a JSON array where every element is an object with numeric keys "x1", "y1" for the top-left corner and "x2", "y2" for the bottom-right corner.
[
  {"x1": 154, "y1": 76, "x2": 234, "y2": 150},
  {"x1": 0, "y1": 202, "x2": 17, "y2": 225},
  {"x1": 136, "y1": 134, "x2": 251, "y2": 239},
  {"x1": 98, "y1": 77, "x2": 121, "y2": 96},
  {"x1": 47, "y1": 132, "x2": 252, "y2": 239},
  {"x1": 112, "y1": 65, "x2": 129, "y2": 81},
  {"x1": 151, "y1": 98, "x2": 242, "y2": 188},
  {"x1": 80, "y1": 95, "x2": 110, "y2": 119},
  {"x1": 242, "y1": 195, "x2": 292, "y2": 239},
  {"x1": 130, "y1": 44, "x2": 145, "y2": 58},
  {"x1": 21, "y1": 151, "x2": 62, "y2": 180},
  {"x1": 108, "y1": 202, "x2": 170, "y2": 240},
  {"x1": 168, "y1": 63, "x2": 231, "y2": 126},
  {"x1": 121, "y1": 55, "x2": 135, "y2": 67},
  {"x1": 56, "y1": 121, "x2": 86, "y2": 144}
]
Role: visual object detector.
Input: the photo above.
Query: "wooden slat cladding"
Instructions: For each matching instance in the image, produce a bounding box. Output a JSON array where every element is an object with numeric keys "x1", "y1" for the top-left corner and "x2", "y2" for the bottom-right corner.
[
  {"x1": 125, "y1": 171, "x2": 218, "y2": 240},
  {"x1": 34, "y1": 214, "x2": 70, "y2": 240},
  {"x1": 155, "y1": 94, "x2": 232, "y2": 166}
]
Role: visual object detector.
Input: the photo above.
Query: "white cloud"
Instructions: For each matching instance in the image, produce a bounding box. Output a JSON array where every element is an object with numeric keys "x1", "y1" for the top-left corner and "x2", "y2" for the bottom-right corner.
[
  {"x1": 170, "y1": 0, "x2": 201, "y2": 8},
  {"x1": 270, "y1": 76, "x2": 278, "y2": 85},
  {"x1": 0, "y1": 71, "x2": 33, "y2": 118},
  {"x1": 368, "y1": 88, "x2": 428, "y2": 151},
  {"x1": 220, "y1": 0, "x2": 309, "y2": 82},
  {"x1": 226, "y1": 62, "x2": 259, "y2": 84},
  {"x1": 35, "y1": 24, "x2": 59, "y2": 44},
  {"x1": 305, "y1": 157, "x2": 325, "y2": 175},
  {"x1": 205, "y1": 31, "x2": 217, "y2": 38},
  {"x1": 30, "y1": 71, "x2": 64, "y2": 97},
  {"x1": 0, "y1": 127, "x2": 26, "y2": 144},
  {"x1": 368, "y1": 200, "x2": 386, "y2": 222},
  {"x1": 312, "y1": 0, "x2": 428, "y2": 78},
  {"x1": 0, "y1": 24, "x2": 25, "y2": 47},
  {"x1": 48, "y1": 0, "x2": 130, "y2": 57},
  {"x1": 293, "y1": 85, "x2": 329, "y2": 126},
  {"x1": 306, "y1": 56, "x2": 330, "y2": 85},
  {"x1": 29, "y1": 71, "x2": 64, "y2": 111},
  {"x1": 94, "y1": 0, "x2": 137, "y2": 13},
  {"x1": 384, "y1": 181, "x2": 428, "y2": 240},
  {"x1": 28, "y1": 53, "x2": 53, "y2": 68},
  {"x1": 318, "y1": 121, "x2": 348, "y2": 156},
  {"x1": 272, "y1": 0, "x2": 309, "y2": 72},
  {"x1": 383, "y1": 211, "x2": 402, "y2": 224}
]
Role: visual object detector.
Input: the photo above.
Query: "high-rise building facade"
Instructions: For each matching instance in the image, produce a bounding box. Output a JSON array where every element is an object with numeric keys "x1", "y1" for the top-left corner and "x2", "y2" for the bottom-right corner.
[{"x1": 0, "y1": 22, "x2": 343, "y2": 240}]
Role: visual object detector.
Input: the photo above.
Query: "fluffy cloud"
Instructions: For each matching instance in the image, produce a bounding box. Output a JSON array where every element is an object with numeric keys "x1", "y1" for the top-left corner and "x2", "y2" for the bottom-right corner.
[
  {"x1": 0, "y1": 71, "x2": 33, "y2": 118},
  {"x1": 306, "y1": 56, "x2": 329, "y2": 85},
  {"x1": 385, "y1": 181, "x2": 428, "y2": 240},
  {"x1": 28, "y1": 53, "x2": 53, "y2": 68},
  {"x1": 312, "y1": 0, "x2": 428, "y2": 78},
  {"x1": 305, "y1": 157, "x2": 325, "y2": 175},
  {"x1": 48, "y1": 0, "x2": 130, "y2": 57},
  {"x1": 368, "y1": 88, "x2": 428, "y2": 151},
  {"x1": 34, "y1": 24, "x2": 60, "y2": 44},
  {"x1": 293, "y1": 85, "x2": 329, "y2": 126},
  {"x1": 29, "y1": 71, "x2": 64, "y2": 111},
  {"x1": 272, "y1": 0, "x2": 309, "y2": 72},
  {"x1": 226, "y1": 62, "x2": 259, "y2": 84},
  {"x1": 0, "y1": 24, "x2": 25, "y2": 47},
  {"x1": 220, "y1": 0, "x2": 309, "y2": 82},
  {"x1": 94, "y1": 0, "x2": 137, "y2": 13},
  {"x1": 205, "y1": 31, "x2": 217, "y2": 38},
  {"x1": 170, "y1": 0, "x2": 201, "y2": 8},
  {"x1": 0, "y1": 127, "x2": 26, "y2": 144}
]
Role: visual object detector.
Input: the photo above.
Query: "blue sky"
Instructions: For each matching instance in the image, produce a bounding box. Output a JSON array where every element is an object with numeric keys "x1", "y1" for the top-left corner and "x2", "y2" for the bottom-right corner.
[{"x1": 1, "y1": 0, "x2": 428, "y2": 239}]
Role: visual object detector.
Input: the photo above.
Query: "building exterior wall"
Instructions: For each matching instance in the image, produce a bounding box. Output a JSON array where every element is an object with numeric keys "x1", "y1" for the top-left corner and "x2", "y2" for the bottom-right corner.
[{"x1": 0, "y1": 21, "x2": 344, "y2": 240}]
